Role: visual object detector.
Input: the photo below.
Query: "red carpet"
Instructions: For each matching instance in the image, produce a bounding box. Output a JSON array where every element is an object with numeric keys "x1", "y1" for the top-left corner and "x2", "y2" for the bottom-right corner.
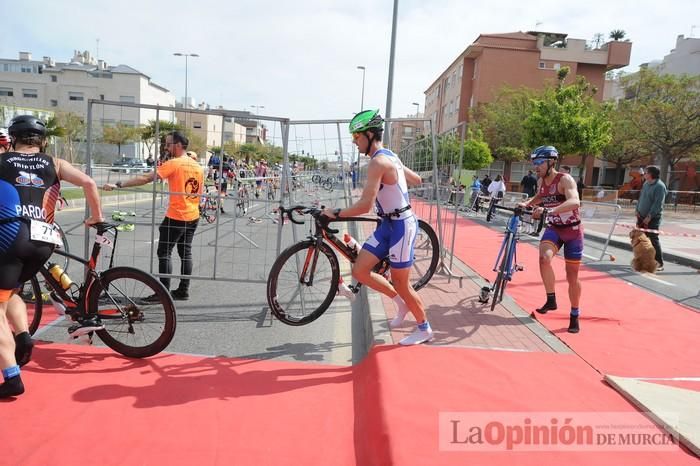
[
  {"x1": 4, "y1": 344, "x2": 696, "y2": 465},
  {"x1": 4, "y1": 342, "x2": 356, "y2": 466},
  {"x1": 445, "y1": 214, "x2": 700, "y2": 378}
]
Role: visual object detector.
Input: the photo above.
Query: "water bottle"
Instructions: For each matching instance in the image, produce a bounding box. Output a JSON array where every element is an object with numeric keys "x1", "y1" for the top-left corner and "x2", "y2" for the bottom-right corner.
[
  {"x1": 337, "y1": 276, "x2": 356, "y2": 302},
  {"x1": 343, "y1": 233, "x2": 359, "y2": 255},
  {"x1": 47, "y1": 263, "x2": 73, "y2": 291}
]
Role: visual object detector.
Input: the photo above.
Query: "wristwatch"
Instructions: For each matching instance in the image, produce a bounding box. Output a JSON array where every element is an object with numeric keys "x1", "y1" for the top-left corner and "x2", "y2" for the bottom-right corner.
[{"x1": 333, "y1": 207, "x2": 342, "y2": 218}]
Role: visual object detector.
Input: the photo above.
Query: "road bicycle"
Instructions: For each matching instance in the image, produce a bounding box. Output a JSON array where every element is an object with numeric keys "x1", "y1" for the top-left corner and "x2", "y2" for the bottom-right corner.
[
  {"x1": 22, "y1": 222, "x2": 177, "y2": 358},
  {"x1": 200, "y1": 185, "x2": 219, "y2": 224},
  {"x1": 481, "y1": 200, "x2": 546, "y2": 311},
  {"x1": 311, "y1": 174, "x2": 334, "y2": 192},
  {"x1": 266, "y1": 205, "x2": 440, "y2": 326}
]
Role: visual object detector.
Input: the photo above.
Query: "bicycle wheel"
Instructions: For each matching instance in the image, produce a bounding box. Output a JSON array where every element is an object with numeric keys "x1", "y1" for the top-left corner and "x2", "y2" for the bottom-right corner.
[
  {"x1": 311, "y1": 174, "x2": 321, "y2": 184},
  {"x1": 20, "y1": 277, "x2": 44, "y2": 336},
  {"x1": 410, "y1": 220, "x2": 440, "y2": 291},
  {"x1": 267, "y1": 240, "x2": 340, "y2": 326},
  {"x1": 490, "y1": 233, "x2": 515, "y2": 312},
  {"x1": 88, "y1": 267, "x2": 176, "y2": 358}
]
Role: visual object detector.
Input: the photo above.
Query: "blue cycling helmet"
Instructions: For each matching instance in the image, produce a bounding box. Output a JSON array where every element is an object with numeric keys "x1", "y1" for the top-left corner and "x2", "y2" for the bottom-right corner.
[{"x1": 530, "y1": 145, "x2": 558, "y2": 160}]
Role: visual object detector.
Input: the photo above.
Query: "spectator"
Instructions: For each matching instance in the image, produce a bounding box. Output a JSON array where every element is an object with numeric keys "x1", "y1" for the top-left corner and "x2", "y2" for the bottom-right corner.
[
  {"x1": 635, "y1": 165, "x2": 667, "y2": 271},
  {"x1": 488, "y1": 174, "x2": 507, "y2": 199},
  {"x1": 520, "y1": 170, "x2": 538, "y2": 197},
  {"x1": 481, "y1": 174, "x2": 492, "y2": 195},
  {"x1": 103, "y1": 131, "x2": 204, "y2": 300},
  {"x1": 576, "y1": 176, "x2": 585, "y2": 199}
]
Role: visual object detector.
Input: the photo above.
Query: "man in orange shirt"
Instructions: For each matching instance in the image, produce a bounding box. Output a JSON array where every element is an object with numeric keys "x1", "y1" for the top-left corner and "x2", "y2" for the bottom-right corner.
[{"x1": 103, "y1": 131, "x2": 204, "y2": 300}]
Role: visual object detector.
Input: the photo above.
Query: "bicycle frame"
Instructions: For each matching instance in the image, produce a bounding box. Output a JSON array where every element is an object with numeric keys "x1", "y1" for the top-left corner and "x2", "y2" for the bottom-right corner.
[
  {"x1": 491, "y1": 213, "x2": 521, "y2": 281},
  {"x1": 282, "y1": 206, "x2": 381, "y2": 292},
  {"x1": 38, "y1": 225, "x2": 118, "y2": 316}
]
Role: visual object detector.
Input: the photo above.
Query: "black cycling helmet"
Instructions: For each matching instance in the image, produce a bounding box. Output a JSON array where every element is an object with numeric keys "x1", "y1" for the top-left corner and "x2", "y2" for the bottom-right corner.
[
  {"x1": 8, "y1": 115, "x2": 48, "y2": 137},
  {"x1": 530, "y1": 145, "x2": 559, "y2": 160}
]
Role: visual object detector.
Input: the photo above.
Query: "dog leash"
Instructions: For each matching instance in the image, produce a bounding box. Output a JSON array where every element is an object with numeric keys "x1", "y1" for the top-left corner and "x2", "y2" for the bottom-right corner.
[{"x1": 617, "y1": 222, "x2": 700, "y2": 237}]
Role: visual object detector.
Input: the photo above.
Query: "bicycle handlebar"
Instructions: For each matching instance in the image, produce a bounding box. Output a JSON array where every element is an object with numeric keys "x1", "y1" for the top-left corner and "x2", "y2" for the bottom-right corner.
[
  {"x1": 487, "y1": 202, "x2": 547, "y2": 234},
  {"x1": 277, "y1": 205, "x2": 339, "y2": 234}
]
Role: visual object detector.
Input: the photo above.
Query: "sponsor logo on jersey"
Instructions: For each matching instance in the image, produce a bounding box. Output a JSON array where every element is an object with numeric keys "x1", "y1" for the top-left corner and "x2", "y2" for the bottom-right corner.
[{"x1": 15, "y1": 171, "x2": 45, "y2": 188}]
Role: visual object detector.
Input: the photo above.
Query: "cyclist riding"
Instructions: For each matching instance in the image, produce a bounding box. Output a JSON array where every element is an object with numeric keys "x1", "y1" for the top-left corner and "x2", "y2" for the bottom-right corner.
[
  {"x1": 0, "y1": 116, "x2": 104, "y2": 398},
  {"x1": 322, "y1": 109, "x2": 432, "y2": 345},
  {"x1": 519, "y1": 145, "x2": 583, "y2": 334}
]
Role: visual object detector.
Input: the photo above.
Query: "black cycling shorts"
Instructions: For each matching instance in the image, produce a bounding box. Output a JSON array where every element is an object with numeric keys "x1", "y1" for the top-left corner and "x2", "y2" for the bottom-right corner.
[{"x1": 0, "y1": 221, "x2": 55, "y2": 293}]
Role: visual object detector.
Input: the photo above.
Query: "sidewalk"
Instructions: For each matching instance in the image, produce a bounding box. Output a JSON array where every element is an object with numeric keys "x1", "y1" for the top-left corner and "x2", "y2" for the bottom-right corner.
[{"x1": 583, "y1": 208, "x2": 700, "y2": 268}]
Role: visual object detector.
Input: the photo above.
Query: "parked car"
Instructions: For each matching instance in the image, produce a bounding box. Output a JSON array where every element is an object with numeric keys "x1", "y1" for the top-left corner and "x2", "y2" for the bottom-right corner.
[{"x1": 110, "y1": 158, "x2": 149, "y2": 174}]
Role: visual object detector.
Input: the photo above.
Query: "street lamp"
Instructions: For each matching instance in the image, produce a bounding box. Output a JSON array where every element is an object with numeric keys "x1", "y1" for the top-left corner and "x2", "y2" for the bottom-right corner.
[
  {"x1": 356, "y1": 66, "x2": 366, "y2": 111},
  {"x1": 173, "y1": 52, "x2": 199, "y2": 108},
  {"x1": 250, "y1": 105, "x2": 265, "y2": 142},
  {"x1": 412, "y1": 102, "x2": 420, "y2": 117}
]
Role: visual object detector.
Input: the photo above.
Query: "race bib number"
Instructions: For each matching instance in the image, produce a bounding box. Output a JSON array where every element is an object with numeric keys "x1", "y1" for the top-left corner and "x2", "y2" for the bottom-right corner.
[
  {"x1": 95, "y1": 234, "x2": 114, "y2": 249},
  {"x1": 30, "y1": 220, "x2": 63, "y2": 247}
]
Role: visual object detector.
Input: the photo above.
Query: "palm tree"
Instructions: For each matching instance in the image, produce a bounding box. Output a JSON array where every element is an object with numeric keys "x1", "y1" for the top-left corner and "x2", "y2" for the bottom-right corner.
[{"x1": 609, "y1": 30, "x2": 626, "y2": 41}]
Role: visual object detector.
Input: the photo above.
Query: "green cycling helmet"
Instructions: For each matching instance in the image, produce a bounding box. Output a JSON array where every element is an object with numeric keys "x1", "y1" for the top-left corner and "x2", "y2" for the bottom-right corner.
[{"x1": 349, "y1": 109, "x2": 384, "y2": 133}]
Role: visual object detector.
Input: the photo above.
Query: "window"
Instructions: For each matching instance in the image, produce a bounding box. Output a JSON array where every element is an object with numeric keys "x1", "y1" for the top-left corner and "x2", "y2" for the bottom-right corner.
[
  {"x1": 99, "y1": 94, "x2": 105, "y2": 100},
  {"x1": 21, "y1": 65, "x2": 33, "y2": 73},
  {"x1": 470, "y1": 95, "x2": 475, "y2": 108},
  {"x1": 51, "y1": 75, "x2": 57, "y2": 82},
  {"x1": 539, "y1": 62, "x2": 546, "y2": 69},
  {"x1": 553, "y1": 63, "x2": 561, "y2": 70},
  {"x1": 403, "y1": 126, "x2": 414, "y2": 136},
  {"x1": 473, "y1": 62, "x2": 478, "y2": 80},
  {"x1": 100, "y1": 119, "x2": 115, "y2": 126},
  {"x1": 22, "y1": 89, "x2": 38, "y2": 98},
  {"x1": 193, "y1": 121, "x2": 202, "y2": 129},
  {"x1": 119, "y1": 95, "x2": 135, "y2": 103},
  {"x1": 68, "y1": 91, "x2": 84, "y2": 101},
  {"x1": 0, "y1": 87, "x2": 14, "y2": 97},
  {"x1": 50, "y1": 100, "x2": 58, "y2": 107}
]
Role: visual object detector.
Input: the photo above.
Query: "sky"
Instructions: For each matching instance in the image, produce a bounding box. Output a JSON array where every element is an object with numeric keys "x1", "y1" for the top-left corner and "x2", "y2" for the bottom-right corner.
[{"x1": 2, "y1": 0, "x2": 699, "y2": 137}]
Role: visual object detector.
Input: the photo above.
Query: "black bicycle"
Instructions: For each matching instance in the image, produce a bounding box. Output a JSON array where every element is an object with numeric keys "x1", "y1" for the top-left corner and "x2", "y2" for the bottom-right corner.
[
  {"x1": 482, "y1": 200, "x2": 546, "y2": 311},
  {"x1": 266, "y1": 205, "x2": 440, "y2": 325},
  {"x1": 22, "y1": 223, "x2": 177, "y2": 358}
]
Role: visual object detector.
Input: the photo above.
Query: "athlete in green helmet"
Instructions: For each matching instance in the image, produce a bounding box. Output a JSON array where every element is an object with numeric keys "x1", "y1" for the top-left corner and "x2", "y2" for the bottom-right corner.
[{"x1": 323, "y1": 109, "x2": 432, "y2": 345}]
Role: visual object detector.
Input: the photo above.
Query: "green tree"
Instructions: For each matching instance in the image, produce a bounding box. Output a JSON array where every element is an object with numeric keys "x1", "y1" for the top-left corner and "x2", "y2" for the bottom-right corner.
[
  {"x1": 102, "y1": 123, "x2": 141, "y2": 158},
  {"x1": 619, "y1": 68, "x2": 700, "y2": 183},
  {"x1": 473, "y1": 86, "x2": 537, "y2": 163},
  {"x1": 54, "y1": 112, "x2": 85, "y2": 163},
  {"x1": 460, "y1": 129, "x2": 493, "y2": 170},
  {"x1": 609, "y1": 29, "x2": 626, "y2": 41},
  {"x1": 525, "y1": 67, "x2": 612, "y2": 178},
  {"x1": 140, "y1": 120, "x2": 182, "y2": 157},
  {"x1": 600, "y1": 108, "x2": 647, "y2": 187}
]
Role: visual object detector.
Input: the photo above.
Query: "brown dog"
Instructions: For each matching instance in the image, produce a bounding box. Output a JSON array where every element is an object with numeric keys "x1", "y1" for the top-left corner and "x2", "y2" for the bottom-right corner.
[{"x1": 630, "y1": 229, "x2": 657, "y2": 273}]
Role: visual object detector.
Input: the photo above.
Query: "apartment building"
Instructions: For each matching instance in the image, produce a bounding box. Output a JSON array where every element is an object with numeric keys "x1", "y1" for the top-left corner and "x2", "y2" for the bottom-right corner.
[
  {"x1": 422, "y1": 31, "x2": 631, "y2": 187},
  {"x1": 389, "y1": 113, "x2": 424, "y2": 152},
  {"x1": 424, "y1": 31, "x2": 631, "y2": 135},
  {"x1": 0, "y1": 51, "x2": 176, "y2": 127}
]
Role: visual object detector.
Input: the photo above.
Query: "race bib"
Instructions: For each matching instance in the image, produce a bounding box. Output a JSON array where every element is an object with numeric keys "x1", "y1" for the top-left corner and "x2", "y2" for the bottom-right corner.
[{"x1": 30, "y1": 220, "x2": 63, "y2": 247}]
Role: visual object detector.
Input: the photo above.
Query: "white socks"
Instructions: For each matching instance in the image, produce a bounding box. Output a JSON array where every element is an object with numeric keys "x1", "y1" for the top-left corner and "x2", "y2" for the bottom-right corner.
[{"x1": 390, "y1": 295, "x2": 411, "y2": 328}]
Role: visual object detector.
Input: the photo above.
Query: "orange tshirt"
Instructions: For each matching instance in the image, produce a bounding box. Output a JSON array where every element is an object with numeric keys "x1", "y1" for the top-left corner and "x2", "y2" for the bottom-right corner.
[{"x1": 157, "y1": 155, "x2": 204, "y2": 221}]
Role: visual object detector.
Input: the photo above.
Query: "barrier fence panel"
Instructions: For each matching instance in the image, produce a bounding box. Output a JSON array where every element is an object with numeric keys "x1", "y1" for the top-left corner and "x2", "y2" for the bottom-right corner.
[
  {"x1": 580, "y1": 201, "x2": 622, "y2": 261},
  {"x1": 84, "y1": 100, "x2": 292, "y2": 284}
]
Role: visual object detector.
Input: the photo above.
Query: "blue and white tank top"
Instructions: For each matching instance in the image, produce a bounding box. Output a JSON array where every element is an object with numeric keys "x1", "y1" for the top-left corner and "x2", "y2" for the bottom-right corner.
[{"x1": 372, "y1": 148, "x2": 411, "y2": 218}]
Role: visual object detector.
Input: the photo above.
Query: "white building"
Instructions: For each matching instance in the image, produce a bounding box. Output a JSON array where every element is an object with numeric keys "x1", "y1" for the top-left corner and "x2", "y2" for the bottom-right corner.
[{"x1": 0, "y1": 50, "x2": 176, "y2": 159}]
